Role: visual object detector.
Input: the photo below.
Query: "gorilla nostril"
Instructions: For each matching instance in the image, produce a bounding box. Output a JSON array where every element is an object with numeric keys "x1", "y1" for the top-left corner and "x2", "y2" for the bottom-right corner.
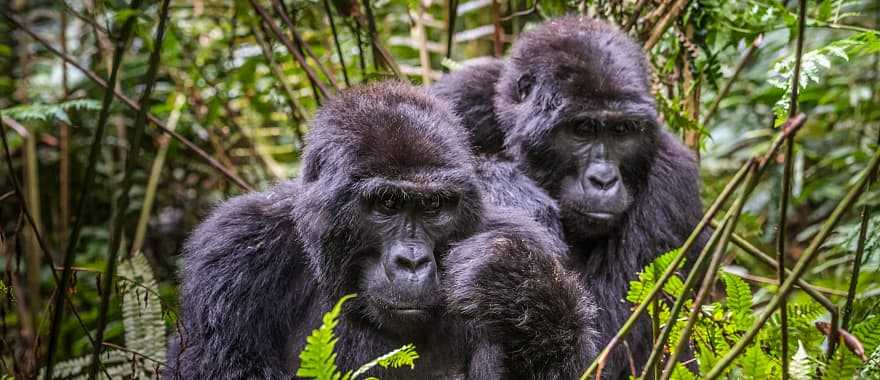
[
  {"x1": 395, "y1": 255, "x2": 430, "y2": 273},
  {"x1": 588, "y1": 174, "x2": 619, "y2": 191}
]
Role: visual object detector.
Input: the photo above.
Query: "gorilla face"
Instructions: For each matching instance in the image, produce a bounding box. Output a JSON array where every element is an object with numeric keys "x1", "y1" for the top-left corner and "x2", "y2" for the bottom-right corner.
[
  {"x1": 552, "y1": 117, "x2": 657, "y2": 238},
  {"x1": 496, "y1": 16, "x2": 659, "y2": 241},
  {"x1": 296, "y1": 82, "x2": 482, "y2": 332},
  {"x1": 357, "y1": 182, "x2": 465, "y2": 326}
]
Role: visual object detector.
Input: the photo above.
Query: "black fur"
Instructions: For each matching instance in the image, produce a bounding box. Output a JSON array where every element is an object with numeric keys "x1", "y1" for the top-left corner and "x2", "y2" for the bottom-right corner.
[
  {"x1": 168, "y1": 81, "x2": 597, "y2": 379},
  {"x1": 434, "y1": 16, "x2": 708, "y2": 379}
]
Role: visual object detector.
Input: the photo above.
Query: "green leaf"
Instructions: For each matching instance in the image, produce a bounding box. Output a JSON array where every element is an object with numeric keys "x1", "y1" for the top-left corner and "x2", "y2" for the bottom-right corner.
[
  {"x1": 626, "y1": 248, "x2": 686, "y2": 305},
  {"x1": 861, "y1": 344, "x2": 880, "y2": 379},
  {"x1": 350, "y1": 344, "x2": 420, "y2": 379},
  {"x1": 296, "y1": 294, "x2": 357, "y2": 380},
  {"x1": 721, "y1": 273, "x2": 754, "y2": 331},
  {"x1": 789, "y1": 341, "x2": 814, "y2": 380},
  {"x1": 738, "y1": 344, "x2": 770, "y2": 379}
]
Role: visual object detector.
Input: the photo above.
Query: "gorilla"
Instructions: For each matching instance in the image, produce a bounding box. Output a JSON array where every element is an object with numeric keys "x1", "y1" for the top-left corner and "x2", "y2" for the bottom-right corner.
[
  {"x1": 433, "y1": 16, "x2": 708, "y2": 378},
  {"x1": 167, "y1": 81, "x2": 597, "y2": 379}
]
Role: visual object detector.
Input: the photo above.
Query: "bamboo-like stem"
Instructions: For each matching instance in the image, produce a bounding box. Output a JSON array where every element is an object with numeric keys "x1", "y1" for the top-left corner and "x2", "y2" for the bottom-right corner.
[
  {"x1": 701, "y1": 35, "x2": 763, "y2": 126},
  {"x1": 582, "y1": 114, "x2": 806, "y2": 380},
  {"x1": 643, "y1": 0, "x2": 688, "y2": 51},
  {"x1": 445, "y1": 0, "x2": 459, "y2": 62},
  {"x1": 1, "y1": 117, "x2": 112, "y2": 379},
  {"x1": 778, "y1": 1, "x2": 807, "y2": 368},
  {"x1": 491, "y1": 0, "x2": 503, "y2": 57},
  {"x1": 270, "y1": 0, "x2": 341, "y2": 90},
  {"x1": 323, "y1": 0, "x2": 350, "y2": 86},
  {"x1": 250, "y1": 0, "x2": 332, "y2": 98},
  {"x1": 715, "y1": 221, "x2": 843, "y2": 305},
  {"x1": 842, "y1": 7, "x2": 880, "y2": 333},
  {"x1": 412, "y1": 0, "x2": 433, "y2": 84},
  {"x1": 659, "y1": 166, "x2": 756, "y2": 380},
  {"x1": 89, "y1": 1, "x2": 170, "y2": 377},
  {"x1": 252, "y1": 21, "x2": 308, "y2": 143},
  {"x1": 131, "y1": 95, "x2": 186, "y2": 255},
  {"x1": 0, "y1": 10, "x2": 252, "y2": 191},
  {"x1": 705, "y1": 145, "x2": 880, "y2": 379},
  {"x1": 581, "y1": 160, "x2": 751, "y2": 380},
  {"x1": 639, "y1": 204, "x2": 741, "y2": 380},
  {"x1": 42, "y1": 1, "x2": 141, "y2": 376}
]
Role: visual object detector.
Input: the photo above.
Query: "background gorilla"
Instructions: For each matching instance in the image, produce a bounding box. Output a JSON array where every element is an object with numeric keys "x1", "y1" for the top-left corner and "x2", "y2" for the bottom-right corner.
[
  {"x1": 169, "y1": 81, "x2": 597, "y2": 379},
  {"x1": 434, "y1": 16, "x2": 709, "y2": 378}
]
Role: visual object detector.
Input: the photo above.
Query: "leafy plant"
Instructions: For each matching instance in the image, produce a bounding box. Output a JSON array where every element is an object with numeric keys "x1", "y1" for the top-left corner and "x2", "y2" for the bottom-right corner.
[{"x1": 296, "y1": 295, "x2": 420, "y2": 380}]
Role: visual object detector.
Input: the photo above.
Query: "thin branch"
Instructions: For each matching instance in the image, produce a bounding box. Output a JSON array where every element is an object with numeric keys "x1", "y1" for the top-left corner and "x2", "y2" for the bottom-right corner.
[
  {"x1": 777, "y1": 1, "x2": 807, "y2": 369},
  {"x1": 704, "y1": 145, "x2": 880, "y2": 379},
  {"x1": 701, "y1": 35, "x2": 763, "y2": 126},
  {"x1": 0, "y1": 10, "x2": 252, "y2": 191},
  {"x1": 445, "y1": 0, "x2": 459, "y2": 62},
  {"x1": 622, "y1": 0, "x2": 649, "y2": 33},
  {"x1": 500, "y1": 0, "x2": 539, "y2": 21},
  {"x1": 0, "y1": 121, "x2": 111, "y2": 379},
  {"x1": 842, "y1": 11, "x2": 880, "y2": 331},
  {"x1": 250, "y1": 0, "x2": 332, "y2": 98},
  {"x1": 41, "y1": 1, "x2": 141, "y2": 377},
  {"x1": 660, "y1": 164, "x2": 756, "y2": 380},
  {"x1": 89, "y1": 0, "x2": 170, "y2": 377},
  {"x1": 323, "y1": 0, "x2": 350, "y2": 86},
  {"x1": 643, "y1": 0, "x2": 689, "y2": 51},
  {"x1": 270, "y1": 0, "x2": 341, "y2": 90}
]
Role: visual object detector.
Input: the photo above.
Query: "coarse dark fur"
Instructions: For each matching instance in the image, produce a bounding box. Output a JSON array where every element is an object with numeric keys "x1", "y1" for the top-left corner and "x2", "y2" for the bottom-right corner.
[
  {"x1": 434, "y1": 16, "x2": 709, "y2": 379},
  {"x1": 167, "y1": 82, "x2": 597, "y2": 379}
]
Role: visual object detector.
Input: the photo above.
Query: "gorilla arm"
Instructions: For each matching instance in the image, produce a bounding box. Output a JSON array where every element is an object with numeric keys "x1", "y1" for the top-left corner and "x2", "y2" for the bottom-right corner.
[
  {"x1": 172, "y1": 181, "x2": 309, "y2": 379},
  {"x1": 446, "y1": 210, "x2": 598, "y2": 379}
]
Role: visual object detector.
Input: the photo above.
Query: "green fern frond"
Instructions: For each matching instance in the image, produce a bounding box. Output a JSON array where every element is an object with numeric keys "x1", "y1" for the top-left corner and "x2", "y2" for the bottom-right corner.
[
  {"x1": 789, "y1": 341, "x2": 815, "y2": 380},
  {"x1": 0, "y1": 99, "x2": 100, "y2": 123},
  {"x1": 627, "y1": 248, "x2": 686, "y2": 304},
  {"x1": 296, "y1": 294, "x2": 356, "y2": 380},
  {"x1": 350, "y1": 344, "x2": 420, "y2": 379},
  {"x1": 860, "y1": 344, "x2": 880, "y2": 379},
  {"x1": 118, "y1": 254, "x2": 166, "y2": 360},
  {"x1": 721, "y1": 273, "x2": 754, "y2": 331},
  {"x1": 738, "y1": 344, "x2": 771, "y2": 379}
]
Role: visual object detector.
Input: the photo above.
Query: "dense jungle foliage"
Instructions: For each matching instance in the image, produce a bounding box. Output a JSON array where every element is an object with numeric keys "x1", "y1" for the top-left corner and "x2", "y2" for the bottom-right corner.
[{"x1": 1, "y1": 0, "x2": 879, "y2": 378}]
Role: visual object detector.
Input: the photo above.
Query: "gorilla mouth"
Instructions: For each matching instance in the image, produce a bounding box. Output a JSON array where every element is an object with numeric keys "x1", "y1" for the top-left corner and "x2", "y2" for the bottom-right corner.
[{"x1": 583, "y1": 211, "x2": 615, "y2": 221}]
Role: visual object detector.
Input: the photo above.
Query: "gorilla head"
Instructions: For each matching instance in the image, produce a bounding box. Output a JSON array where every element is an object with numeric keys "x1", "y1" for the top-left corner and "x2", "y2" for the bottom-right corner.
[
  {"x1": 495, "y1": 16, "x2": 660, "y2": 239},
  {"x1": 295, "y1": 82, "x2": 483, "y2": 330}
]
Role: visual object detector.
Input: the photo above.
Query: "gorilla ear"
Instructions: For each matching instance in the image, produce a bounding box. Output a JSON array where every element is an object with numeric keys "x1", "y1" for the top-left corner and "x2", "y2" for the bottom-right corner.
[{"x1": 515, "y1": 74, "x2": 534, "y2": 102}]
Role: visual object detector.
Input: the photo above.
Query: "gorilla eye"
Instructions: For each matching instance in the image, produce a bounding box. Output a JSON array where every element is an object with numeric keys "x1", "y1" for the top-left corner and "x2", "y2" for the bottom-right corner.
[
  {"x1": 516, "y1": 74, "x2": 534, "y2": 102},
  {"x1": 423, "y1": 195, "x2": 444, "y2": 214},
  {"x1": 375, "y1": 197, "x2": 399, "y2": 214}
]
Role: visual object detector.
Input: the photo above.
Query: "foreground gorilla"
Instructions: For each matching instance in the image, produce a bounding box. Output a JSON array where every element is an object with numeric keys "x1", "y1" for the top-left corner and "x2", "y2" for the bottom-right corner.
[
  {"x1": 168, "y1": 82, "x2": 597, "y2": 379},
  {"x1": 434, "y1": 16, "x2": 708, "y2": 378}
]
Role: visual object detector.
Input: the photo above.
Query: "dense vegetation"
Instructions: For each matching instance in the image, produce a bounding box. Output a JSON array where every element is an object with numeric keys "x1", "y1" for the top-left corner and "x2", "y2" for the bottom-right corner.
[{"x1": 0, "y1": 0, "x2": 879, "y2": 378}]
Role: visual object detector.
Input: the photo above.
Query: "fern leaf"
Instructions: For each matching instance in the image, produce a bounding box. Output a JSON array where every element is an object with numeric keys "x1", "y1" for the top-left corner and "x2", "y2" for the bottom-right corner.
[
  {"x1": 296, "y1": 294, "x2": 357, "y2": 380},
  {"x1": 860, "y1": 344, "x2": 880, "y2": 379},
  {"x1": 738, "y1": 344, "x2": 771, "y2": 379},
  {"x1": 626, "y1": 248, "x2": 685, "y2": 304},
  {"x1": 118, "y1": 254, "x2": 166, "y2": 361},
  {"x1": 722, "y1": 273, "x2": 754, "y2": 331},
  {"x1": 790, "y1": 341, "x2": 814, "y2": 380},
  {"x1": 350, "y1": 344, "x2": 420, "y2": 379}
]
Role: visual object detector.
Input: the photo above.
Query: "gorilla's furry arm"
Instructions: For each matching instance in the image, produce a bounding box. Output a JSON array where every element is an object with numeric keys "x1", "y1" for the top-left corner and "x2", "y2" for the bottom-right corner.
[
  {"x1": 447, "y1": 209, "x2": 598, "y2": 379},
  {"x1": 171, "y1": 182, "x2": 308, "y2": 379}
]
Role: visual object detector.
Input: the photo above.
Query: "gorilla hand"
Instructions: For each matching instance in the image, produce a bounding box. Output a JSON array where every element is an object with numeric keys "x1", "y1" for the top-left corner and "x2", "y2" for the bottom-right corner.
[{"x1": 445, "y1": 211, "x2": 598, "y2": 379}]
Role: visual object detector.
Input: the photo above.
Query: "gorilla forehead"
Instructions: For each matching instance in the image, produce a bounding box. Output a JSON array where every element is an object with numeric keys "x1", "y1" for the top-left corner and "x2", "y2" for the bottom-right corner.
[
  {"x1": 305, "y1": 81, "x2": 474, "y2": 181},
  {"x1": 508, "y1": 16, "x2": 653, "y2": 106}
]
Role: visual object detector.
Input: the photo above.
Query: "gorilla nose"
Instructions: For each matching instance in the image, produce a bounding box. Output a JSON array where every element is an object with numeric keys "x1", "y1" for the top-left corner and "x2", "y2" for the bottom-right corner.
[
  {"x1": 384, "y1": 242, "x2": 436, "y2": 282},
  {"x1": 584, "y1": 164, "x2": 620, "y2": 191}
]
